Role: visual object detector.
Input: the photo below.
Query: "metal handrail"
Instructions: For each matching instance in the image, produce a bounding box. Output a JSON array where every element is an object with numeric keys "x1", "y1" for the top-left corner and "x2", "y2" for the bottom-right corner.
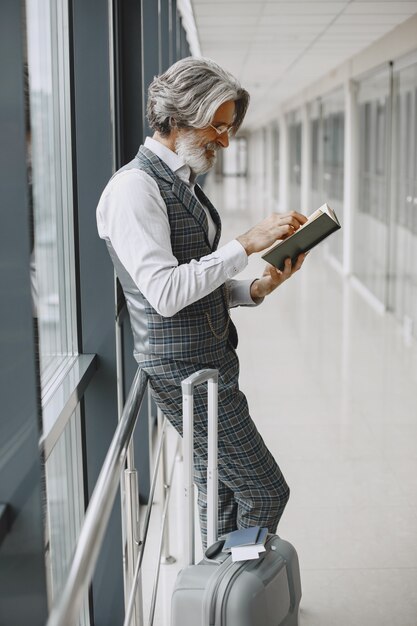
[{"x1": 46, "y1": 368, "x2": 149, "y2": 626}]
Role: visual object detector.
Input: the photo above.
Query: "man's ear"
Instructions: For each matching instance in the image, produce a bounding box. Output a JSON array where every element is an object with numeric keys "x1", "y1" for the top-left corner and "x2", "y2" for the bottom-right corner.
[
  {"x1": 154, "y1": 125, "x2": 178, "y2": 152},
  {"x1": 168, "y1": 125, "x2": 180, "y2": 147}
]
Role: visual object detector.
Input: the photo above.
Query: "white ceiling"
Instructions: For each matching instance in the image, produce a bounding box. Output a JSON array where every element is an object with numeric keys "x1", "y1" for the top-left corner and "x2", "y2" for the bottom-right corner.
[{"x1": 189, "y1": 0, "x2": 417, "y2": 128}]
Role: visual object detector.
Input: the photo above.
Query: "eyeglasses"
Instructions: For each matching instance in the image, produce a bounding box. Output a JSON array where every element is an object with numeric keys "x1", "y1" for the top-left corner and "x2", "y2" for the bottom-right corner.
[{"x1": 207, "y1": 123, "x2": 235, "y2": 137}]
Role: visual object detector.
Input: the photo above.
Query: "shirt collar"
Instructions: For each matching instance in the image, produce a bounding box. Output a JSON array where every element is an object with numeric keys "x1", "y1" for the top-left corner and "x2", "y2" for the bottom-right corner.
[{"x1": 144, "y1": 136, "x2": 195, "y2": 185}]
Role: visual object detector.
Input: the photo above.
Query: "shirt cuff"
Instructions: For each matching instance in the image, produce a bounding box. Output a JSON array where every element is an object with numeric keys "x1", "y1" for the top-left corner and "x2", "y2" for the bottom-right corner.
[
  {"x1": 228, "y1": 279, "x2": 264, "y2": 307},
  {"x1": 216, "y1": 239, "x2": 248, "y2": 278}
]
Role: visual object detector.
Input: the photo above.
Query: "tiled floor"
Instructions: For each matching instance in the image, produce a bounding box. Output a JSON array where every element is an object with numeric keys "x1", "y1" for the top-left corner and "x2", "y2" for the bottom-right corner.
[{"x1": 141, "y1": 176, "x2": 417, "y2": 626}]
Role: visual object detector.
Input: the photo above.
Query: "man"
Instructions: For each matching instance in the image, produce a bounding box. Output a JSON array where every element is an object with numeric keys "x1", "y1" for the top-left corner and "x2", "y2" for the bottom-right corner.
[{"x1": 97, "y1": 57, "x2": 307, "y2": 547}]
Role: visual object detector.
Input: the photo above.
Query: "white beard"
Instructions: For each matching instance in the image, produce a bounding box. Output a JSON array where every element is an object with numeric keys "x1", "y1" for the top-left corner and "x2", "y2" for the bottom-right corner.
[{"x1": 175, "y1": 131, "x2": 219, "y2": 176}]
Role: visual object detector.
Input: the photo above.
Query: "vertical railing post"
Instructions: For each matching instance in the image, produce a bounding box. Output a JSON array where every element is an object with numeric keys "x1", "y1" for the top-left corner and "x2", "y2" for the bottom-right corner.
[
  {"x1": 157, "y1": 408, "x2": 176, "y2": 564},
  {"x1": 124, "y1": 469, "x2": 143, "y2": 626}
]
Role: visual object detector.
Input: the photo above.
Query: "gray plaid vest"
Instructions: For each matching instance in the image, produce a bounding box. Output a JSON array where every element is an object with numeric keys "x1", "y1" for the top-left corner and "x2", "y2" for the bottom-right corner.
[{"x1": 105, "y1": 145, "x2": 237, "y2": 365}]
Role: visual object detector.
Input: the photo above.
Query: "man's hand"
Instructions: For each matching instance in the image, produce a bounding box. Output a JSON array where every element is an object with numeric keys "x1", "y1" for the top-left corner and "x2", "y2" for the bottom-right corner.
[
  {"x1": 237, "y1": 211, "x2": 307, "y2": 256},
  {"x1": 250, "y1": 254, "x2": 306, "y2": 301}
]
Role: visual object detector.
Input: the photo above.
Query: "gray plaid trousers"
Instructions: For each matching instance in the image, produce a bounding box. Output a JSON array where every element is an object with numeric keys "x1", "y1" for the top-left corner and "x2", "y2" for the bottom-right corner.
[{"x1": 142, "y1": 348, "x2": 290, "y2": 548}]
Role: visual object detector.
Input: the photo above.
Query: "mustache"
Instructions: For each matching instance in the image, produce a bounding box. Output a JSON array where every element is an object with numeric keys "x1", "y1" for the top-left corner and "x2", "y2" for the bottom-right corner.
[
  {"x1": 174, "y1": 131, "x2": 220, "y2": 175},
  {"x1": 205, "y1": 141, "x2": 220, "y2": 152}
]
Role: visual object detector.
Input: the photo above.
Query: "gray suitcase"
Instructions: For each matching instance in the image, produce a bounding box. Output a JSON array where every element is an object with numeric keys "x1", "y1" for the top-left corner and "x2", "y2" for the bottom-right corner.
[{"x1": 171, "y1": 369, "x2": 302, "y2": 626}]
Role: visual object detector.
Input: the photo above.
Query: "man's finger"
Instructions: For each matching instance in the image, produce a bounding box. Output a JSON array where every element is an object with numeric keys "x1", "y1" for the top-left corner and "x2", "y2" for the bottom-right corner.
[
  {"x1": 294, "y1": 253, "x2": 306, "y2": 271},
  {"x1": 286, "y1": 211, "x2": 308, "y2": 226},
  {"x1": 283, "y1": 258, "x2": 292, "y2": 276}
]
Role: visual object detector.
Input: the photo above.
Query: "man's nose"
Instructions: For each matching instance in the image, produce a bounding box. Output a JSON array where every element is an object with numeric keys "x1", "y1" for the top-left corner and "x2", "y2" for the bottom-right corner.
[{"x1": 216, "y1": 131, "x2": 229, "y2": 148}]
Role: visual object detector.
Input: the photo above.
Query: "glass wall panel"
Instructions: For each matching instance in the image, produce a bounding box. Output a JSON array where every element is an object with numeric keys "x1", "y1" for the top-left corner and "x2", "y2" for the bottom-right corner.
[
  {"x1": 159, "y1": 0, "x2": 170, "y2": 72},
  {"x1": 272, "y1": 123, "x2": 280, "y2": 204},
  {"x1": 222, "y1": 137, "x2": 247, "y2": 176},
  {"x1": 45, "y1": 407, "x2": 88, "y2": 624},
  {"x1": 288, "y1": 110, "x2": 302, "y2": 212},
  {"x1": 321, "y1": 88, "x2": 345, "y2": 263},
  {"x1": 25, "y1": 0, "x2": 77, "y2": 389},
  {"x1": 310, "y1": 99, "x2": 323, "y2": 213},
  {"x1": 142, "y1": 0, "x2": 160, "y2": 137},
  {"x1": 171, "y1": 0, "x2": 177, "y2": 65},
  {"x1": 391, "y1": 61, "x2": 417, "y2": 338},
  {"x1": 247, "y1": 129, "x2": 266, "y2": 216},
  {"x1": 25, "y1": 4, "x2": 87, "y2": 621},
  {"x1": 353, "y1": 68, "x2": 391, "y2": 304},
  {"x1": 262, "y1": 126, "x2": 268, "y2": 205}
]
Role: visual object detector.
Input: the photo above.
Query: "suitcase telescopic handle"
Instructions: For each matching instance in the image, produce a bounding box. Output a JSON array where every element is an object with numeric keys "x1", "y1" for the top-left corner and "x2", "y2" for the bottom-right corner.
[{"x1": 182, "y1": 369, "x2": 219, "y2": 566}]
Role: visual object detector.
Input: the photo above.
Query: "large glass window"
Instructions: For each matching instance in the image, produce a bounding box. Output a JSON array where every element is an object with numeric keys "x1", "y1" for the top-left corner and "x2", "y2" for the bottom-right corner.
[
  {"x1": 288, "y1": 110, "x2": 302, "y2": 212},
  {"x1": 45, "y1": 407, "x2": 88, "y2": 624},
  {"x1": 310, "y1": 99, "x2": 323, "y2": 213},
  {"x1": 247, "y1": 129, "x2": 267, "y2": 215},
  {"x1": 353, "y1": 68, "x2": 391, "y2": 304},
  {"x1": 391, "y1": 60, "x2": 417, "y2": 339},
  {"x1": 222, "y1": 137, "x2": 248, "y2": 177},
  {"x1": 25, "y1": 0, "x2": 78, "y2": 391},
  {"x1": 25, "y1": 3, "x2": 87, "y2": 621},
  {"x1": 271, "y1": 123, "x2": 280, "y2": 205},
  {"x1": 321, "y1": 88, "x2": 345, "y2": 264}
]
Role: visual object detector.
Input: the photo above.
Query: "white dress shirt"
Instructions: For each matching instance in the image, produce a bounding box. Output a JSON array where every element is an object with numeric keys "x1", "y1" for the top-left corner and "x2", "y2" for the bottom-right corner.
[{"x1": 96, "y1": 137, "x2": 259, "y2": 318}]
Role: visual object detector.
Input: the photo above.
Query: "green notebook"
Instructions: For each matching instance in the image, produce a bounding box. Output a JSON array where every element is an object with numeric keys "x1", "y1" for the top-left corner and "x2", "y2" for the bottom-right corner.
[{"x1": 262, "y1": 203, "x2": 341, "y2": 271}]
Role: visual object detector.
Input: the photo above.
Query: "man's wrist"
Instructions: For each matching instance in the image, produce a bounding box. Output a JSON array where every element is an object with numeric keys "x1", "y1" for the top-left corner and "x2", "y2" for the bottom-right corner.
[
  {"x1": 236, "y1": 234, "x2": 252, "y2": 256},
  {"x1": 250, "y1": 279, "x2": 265, "y2": 303}
]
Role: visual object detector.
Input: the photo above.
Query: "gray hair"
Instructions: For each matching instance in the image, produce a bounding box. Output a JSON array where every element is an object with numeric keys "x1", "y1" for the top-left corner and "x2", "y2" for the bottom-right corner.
[{"x1": 147, "y1": 57, "x2": 249, "y2": 137}]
